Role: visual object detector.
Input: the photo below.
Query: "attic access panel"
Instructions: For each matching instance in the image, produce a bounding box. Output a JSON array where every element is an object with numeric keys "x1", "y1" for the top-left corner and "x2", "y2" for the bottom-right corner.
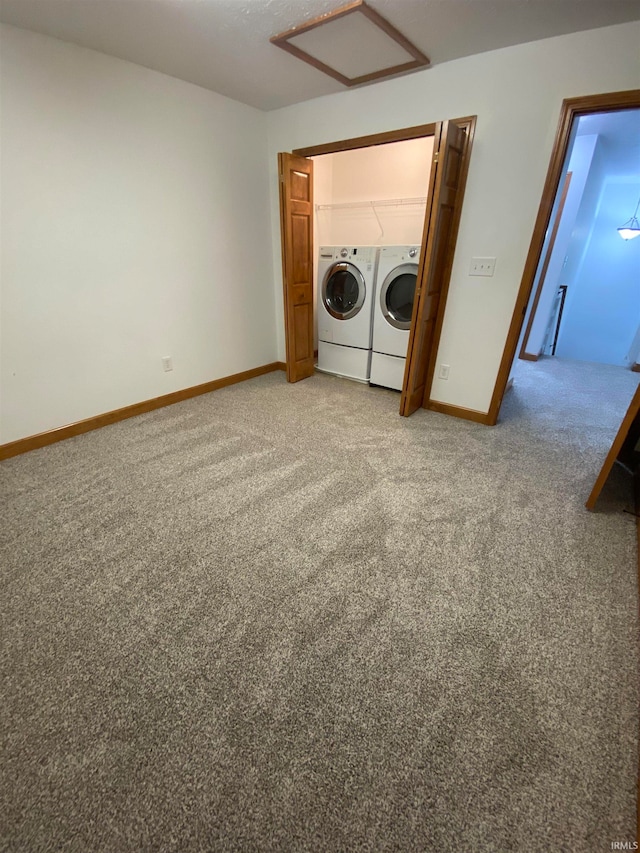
[{"x1": 270, "y1": 0, "x2": 430, "y2": 87}]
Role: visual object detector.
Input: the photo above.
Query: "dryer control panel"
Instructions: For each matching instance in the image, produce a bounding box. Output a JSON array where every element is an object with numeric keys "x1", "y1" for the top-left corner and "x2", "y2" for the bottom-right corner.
[
  {"x1": 380, "y1": 246, "x2": 420, "y2": 263},
  {"x1": 322, "y1": 246, "x2": 378, "y2": 271}
]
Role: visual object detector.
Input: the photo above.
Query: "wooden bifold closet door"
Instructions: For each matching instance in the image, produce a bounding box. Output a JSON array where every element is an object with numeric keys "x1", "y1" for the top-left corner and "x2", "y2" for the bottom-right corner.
[
  {"x1": 278, "y1": 152, "x2": 315, "y2": 383},
  {"x1": 400, "y1": 120, "x2": 467, "y2": 416}
]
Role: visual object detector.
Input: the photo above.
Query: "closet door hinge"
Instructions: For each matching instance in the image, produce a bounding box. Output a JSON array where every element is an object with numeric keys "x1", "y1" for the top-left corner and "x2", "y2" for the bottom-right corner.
[{"x1": 433, "y1": 152, "x2": 439, "y2": 164}]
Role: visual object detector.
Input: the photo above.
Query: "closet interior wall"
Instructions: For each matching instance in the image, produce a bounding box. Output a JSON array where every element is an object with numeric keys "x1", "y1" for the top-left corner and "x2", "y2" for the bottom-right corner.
[{"x1": 311, "y1": 137, "x2": 435, "y2": 350}]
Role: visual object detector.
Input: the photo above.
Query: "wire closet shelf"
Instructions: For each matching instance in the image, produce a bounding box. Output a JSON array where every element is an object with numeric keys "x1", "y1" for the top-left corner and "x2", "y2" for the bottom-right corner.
[{"x1": 315, "y1": 197, "x2": 427, "y2": 211}]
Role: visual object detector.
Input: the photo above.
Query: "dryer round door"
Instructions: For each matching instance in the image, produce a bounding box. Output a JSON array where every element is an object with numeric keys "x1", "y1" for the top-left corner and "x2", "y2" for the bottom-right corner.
[
  {"x1": 379, "y1": 263, "x2": 418, "y2": 330},
  {"x1": 322, "y1": 262, "x2": 366, "y2": 320}
]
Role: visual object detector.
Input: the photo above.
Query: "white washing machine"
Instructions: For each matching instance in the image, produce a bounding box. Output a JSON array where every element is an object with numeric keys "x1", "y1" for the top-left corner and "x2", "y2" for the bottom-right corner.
[
  {"x1": 317, "y1": 246, "x2": 378, "y2": 382},
  {"x1": 370, "y1": 245, "x2": 420, "y2": 391}
]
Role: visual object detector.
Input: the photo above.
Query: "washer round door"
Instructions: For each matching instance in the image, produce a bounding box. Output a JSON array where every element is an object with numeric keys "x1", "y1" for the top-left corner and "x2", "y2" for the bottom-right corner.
[
  {"x1": 322, "y1": 262, "x2": 366, "y2": 320},
  {"x1": 380, "y1": 263, "x2": 418, "y2": 330}
]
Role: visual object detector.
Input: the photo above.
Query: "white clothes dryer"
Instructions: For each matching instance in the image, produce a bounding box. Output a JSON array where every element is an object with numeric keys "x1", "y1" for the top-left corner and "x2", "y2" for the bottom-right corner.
[
  {"x1": 370, "y1": 245, "x2": 420, "y2": 391},
  {"x1": 316, "y1": 246, "x2": 378, "y2": 382}
]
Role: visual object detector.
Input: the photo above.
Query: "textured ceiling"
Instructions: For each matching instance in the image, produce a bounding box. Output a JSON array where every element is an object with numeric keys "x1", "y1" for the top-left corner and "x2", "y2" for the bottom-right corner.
[{"x1": 1, "y1": 0, "x2": 639, "y2": 111}]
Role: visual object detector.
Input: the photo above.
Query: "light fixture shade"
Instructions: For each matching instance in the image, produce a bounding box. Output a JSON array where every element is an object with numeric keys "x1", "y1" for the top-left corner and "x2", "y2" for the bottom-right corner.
[
  {"x1": 617, "y1": 224, "x2": 640, "y2": 240},
  {"x1": 617, "y1": 195, "x2": 640, "y2": 240}
]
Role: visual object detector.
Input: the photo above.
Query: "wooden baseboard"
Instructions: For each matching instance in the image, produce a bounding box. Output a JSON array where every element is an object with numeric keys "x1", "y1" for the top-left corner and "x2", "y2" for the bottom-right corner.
[
  {"x1": 425, "y1": 399, "x2": 493, "y2": 425},
  {"x1": 519, "y1": 352, "x2": 539, "y2": 362},
  {"x1": 0, "y1": 361, "x2": 286, "y2": 461}
]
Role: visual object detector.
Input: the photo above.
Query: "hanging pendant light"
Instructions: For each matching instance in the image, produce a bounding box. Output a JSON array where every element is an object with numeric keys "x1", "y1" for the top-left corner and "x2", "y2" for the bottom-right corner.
[{"x1": 617, "y1": 195, "x2": 640, "y2": 240}]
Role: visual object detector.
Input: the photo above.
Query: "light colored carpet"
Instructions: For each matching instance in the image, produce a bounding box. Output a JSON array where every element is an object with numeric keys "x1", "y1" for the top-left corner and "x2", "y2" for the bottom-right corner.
[{"x1": 1, "y1": 357, "x2": 638, "y2": 852}]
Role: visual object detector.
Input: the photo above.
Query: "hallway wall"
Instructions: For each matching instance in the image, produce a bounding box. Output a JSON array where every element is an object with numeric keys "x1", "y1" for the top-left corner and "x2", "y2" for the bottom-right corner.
[
  {"x1": 555, "y1": 177, "x2": 640, "y2": 365},
  {"x1": 523, "y1": 134, "x2": 600, "y2": 357}
]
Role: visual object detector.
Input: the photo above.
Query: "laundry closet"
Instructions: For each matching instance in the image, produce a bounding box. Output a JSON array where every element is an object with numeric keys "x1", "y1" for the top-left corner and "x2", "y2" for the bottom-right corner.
[{"x1": 311, "y1": 136, "x2": 434, "y2": 391}]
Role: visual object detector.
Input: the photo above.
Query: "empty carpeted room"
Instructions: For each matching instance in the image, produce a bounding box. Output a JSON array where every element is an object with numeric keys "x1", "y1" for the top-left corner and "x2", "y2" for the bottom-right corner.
[{"x1": 1, "y1": 3, "x2": 639, "y2": 852}]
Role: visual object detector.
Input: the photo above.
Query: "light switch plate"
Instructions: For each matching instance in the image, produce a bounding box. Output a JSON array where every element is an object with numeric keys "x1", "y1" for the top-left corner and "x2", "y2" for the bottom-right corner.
[{"x1": 470, "y1": 257, "x2": 496, "y2": 276}]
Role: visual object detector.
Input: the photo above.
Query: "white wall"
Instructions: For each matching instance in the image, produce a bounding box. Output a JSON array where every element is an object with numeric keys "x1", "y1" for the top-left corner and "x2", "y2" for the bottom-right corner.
[
  {"x1": 0, "y1": 24, "x2": 275, "y2": 444},
  {"x1": 267, "y1": 22, "x2": 640, "y2": 414}
]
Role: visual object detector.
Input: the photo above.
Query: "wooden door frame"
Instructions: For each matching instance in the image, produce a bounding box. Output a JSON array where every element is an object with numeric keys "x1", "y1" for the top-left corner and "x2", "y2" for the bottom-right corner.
[
  {"x1": 286, "y1": 115, "x2": 477, "y2": 409},
  {"x1": 292, "y1": 122, "x2": 438, "y2": 157},
  {"x1": 585, "y1": 383, "x2": 640, "y2": 510},
  {"x1": 487, "y1": 89, "x2": 640, "y2": 425}
]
